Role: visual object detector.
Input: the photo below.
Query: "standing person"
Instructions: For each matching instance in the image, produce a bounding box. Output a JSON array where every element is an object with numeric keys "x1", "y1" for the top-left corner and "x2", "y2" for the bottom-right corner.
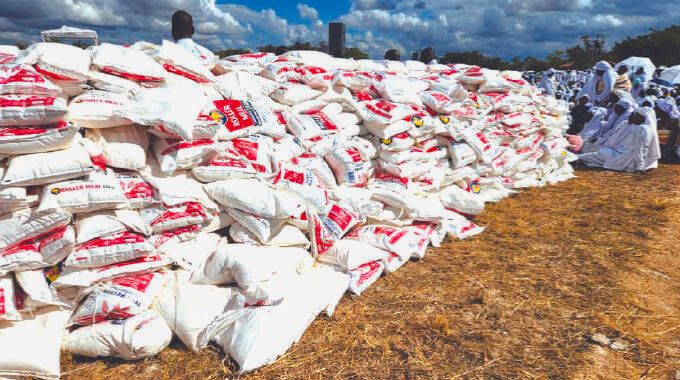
[
  {"x1": 579, "y1": 61, "x2": 617, "y2": 107},
  {"x1": 420, "y1": 47, "x2": 436, "y2": 64},
  {"x1": 538, "y1": 69, "x2": 557, "y2": 97},
  {"x1": 171, "y1": 10, "x2": 220, "y2": 71},
  {"x1": 384, "y1": 49, "x2": 401, "y2": 61},
  {"x1": 614, "y1": 65, "x2": 632, "y2": 92}
]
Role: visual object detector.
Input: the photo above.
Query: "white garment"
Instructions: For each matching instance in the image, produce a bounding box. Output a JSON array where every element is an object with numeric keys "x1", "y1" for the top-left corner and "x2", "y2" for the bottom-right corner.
[
  {"x1": 175, "y1": 38, "x2": 218, "y2": 68},
  {"x1": 579, "y1": 61, "x2": 617, "y2": 106},
  {"x1": 579, "y1": 107, "x2": 607, "y2": 142},
  {"x1": 579, "y1": 107, "x2": 659, "y2": 172},
  {"x1": 596, "y1": 98, "x2": 637, "y2": 142},
  {"x1": 538, "y1": 75, "x2": 556, "y2": 97}
]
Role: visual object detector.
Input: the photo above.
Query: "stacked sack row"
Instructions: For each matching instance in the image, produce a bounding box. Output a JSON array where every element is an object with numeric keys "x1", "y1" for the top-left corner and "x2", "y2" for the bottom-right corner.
[{"x1": 0, "y1": 40, "x2": 576, "y2": 378}]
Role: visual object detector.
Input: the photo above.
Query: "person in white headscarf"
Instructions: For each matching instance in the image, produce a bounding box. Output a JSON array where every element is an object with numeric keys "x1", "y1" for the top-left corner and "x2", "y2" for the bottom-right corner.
[
  {"x1": 631, "y1": 67, "x2": 649, "y2": 100},
  {"x1": 538, "y1": 69, "x2": 557, "y2": 97},
  {"x1": 578, "y1": 61, "x2": 618, "y2": 106},
  {"x1": 604, "y1": 89, "x2": 635, "y2": 118},
  {"x1": 640, "y1": 86, "x2": 661, "y2": 107},
  {"x1": 655, "y1": 97, "x2": 680, "y2": 160},
  {"x1": 579, "y1": 107, "x2": 608, "y2": 143},
  {"x1": 594, "y1": 97, "x2": 637, "y2": 141},
  {"x1": 656, "y1": 97, "x2": 680, "y2": 121},
  {"x1": 578, "y1": 107, "x2": 659, "y2": 172}
]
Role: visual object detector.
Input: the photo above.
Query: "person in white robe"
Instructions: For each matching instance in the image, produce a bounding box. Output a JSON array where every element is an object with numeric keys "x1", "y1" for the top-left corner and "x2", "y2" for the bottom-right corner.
[
  {"x1": 595, "y1": 98, "x2": 637, "y2": 141},
  {"x1": 578, "y1": 107, "x2": 660, "y2": 172},
  {"x1": 579, "y1": 107, "x2": 608, "y2": 143},
  {"x1": 656, "y1": 97, "x2": 680, "y2": 159},
  {"x1": 538, "y1": 69, "x2": 557, "y2": 97},
  {"x1": 578, "y1": 61, "x2": 617, "y2": 106}
]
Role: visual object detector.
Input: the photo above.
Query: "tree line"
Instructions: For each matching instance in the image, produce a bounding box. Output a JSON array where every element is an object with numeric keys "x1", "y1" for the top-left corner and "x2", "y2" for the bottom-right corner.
[{"x1": 215, "y1": 24, "x2": 680, "y2": 71}]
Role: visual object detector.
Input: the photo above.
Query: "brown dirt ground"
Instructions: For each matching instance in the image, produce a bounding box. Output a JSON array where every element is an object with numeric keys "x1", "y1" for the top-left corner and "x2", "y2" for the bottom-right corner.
[{"x1": 61, "y1": 165, "x2": 680, "y2": 380}]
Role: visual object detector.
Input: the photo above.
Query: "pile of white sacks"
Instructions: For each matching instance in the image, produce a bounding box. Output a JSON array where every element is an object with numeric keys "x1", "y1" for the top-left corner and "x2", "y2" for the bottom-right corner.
[{"x1": 0, "y1": 41, "x2": 576, "y2": 378}]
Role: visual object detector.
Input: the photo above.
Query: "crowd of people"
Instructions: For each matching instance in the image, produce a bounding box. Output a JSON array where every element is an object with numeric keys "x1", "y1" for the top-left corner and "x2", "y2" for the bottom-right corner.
[{"x1": 528, "y1": 61, "x2": 680, "y2": 172}]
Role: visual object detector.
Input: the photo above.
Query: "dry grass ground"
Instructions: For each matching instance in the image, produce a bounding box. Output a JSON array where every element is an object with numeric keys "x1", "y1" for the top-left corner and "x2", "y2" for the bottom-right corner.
[{"x1": 61, "y1": 165, "x2": 680, "y2": 380}]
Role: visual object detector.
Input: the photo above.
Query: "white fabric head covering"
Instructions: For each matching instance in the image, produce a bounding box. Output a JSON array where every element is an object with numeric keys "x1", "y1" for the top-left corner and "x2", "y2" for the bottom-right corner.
[
  {"x1": 579, "y1": 107, "x2": 608, "y2": 141},
  {"x1": 595, "y1": 61, "x2": 613, "y2": 72},
  {"x1": 597, "y1": 98, "x2": 637, "y2": 139},
  {"x1": 656, "y1": 97, "x2": 680, "y2": 120}
]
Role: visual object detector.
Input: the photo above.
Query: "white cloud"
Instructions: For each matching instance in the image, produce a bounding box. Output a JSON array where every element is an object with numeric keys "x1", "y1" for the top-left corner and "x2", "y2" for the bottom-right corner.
[
  {"x1": 592, "y1": 14, "x2": 624, "y2": 27},
  {"x1": 297, "y1": 4, "x2": 319, "y2": 21},
  {"x1": 340, "y1": 10, "x2": 430, "y2": 32},
  {"x1": 505, "y1": 0, "x2": 593, "y2": 14},
  {"x1": 351, "y1": 0, "x2": 396, "y2": 11}
]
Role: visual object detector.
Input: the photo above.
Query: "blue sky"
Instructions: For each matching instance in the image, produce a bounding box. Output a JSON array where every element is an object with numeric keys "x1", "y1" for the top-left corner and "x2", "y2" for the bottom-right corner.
[{"x1": 0, "y1": 0, "x2": 678, "y2": 59}]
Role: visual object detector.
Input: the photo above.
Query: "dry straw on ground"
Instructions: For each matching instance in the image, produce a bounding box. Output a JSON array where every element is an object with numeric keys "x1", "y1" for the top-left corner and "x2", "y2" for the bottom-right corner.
[{"x1": 61, "y1": 165, "x2": 680, "y2": 379}]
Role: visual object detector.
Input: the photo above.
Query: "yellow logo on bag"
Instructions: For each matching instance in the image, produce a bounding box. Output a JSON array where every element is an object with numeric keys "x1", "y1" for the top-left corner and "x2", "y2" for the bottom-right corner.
[
  {"x1": 411, "y1": 115, "x2": 424, "y2": 128},
  {"x1": 44, "y1": 264, "x2": 62, "y2": 284},
  {"x1": 470, "y1": 182, "x2": 481, "y2": 194},
  {"x1": 50, "y1": 188, "x2": 60, "y2": 195},
  {"x1": 381, "y1": 137, "x2": 393, "y2": 145},
  {"x1": 210, "y1": 110, "x2": 227, "y2": 124},
  {"x1": 439, "y1": 115, "x2": 450, "y2": 125}
]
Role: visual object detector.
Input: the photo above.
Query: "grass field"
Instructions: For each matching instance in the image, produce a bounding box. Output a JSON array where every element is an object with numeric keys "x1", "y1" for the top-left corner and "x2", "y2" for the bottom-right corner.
[{"x1": 61, "y1": 165, "x2": 680, "y2": 379}]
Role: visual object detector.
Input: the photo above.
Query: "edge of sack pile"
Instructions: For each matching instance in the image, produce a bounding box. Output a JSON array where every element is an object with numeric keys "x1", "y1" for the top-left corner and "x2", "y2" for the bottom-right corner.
[{"x1": 0, "y1": 41, "x2": 577, "y2": 378}]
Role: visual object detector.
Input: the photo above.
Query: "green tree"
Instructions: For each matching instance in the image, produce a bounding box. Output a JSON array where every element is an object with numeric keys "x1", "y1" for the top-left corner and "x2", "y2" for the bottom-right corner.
[
  {"x1": 611, "y1": 25, "x2": 680, "y2": 66},
  {"x1": 546, "y1": 49, "x2": 567, "y2": 68},
  {"x1": 257, "y1": 44, "x2": 278, "y2": 54},
  {"x1": 215, "y1": 48, "x2": 252, "y2": 58},
  {"x1": 507, "y1": 56, "x2": 523, "y2": 71},
  {"x1": 439, "y1": 51, "x2": 508, "y2": 69},
  {"x1": 343, "y1": 47, "x2": 369, "y2": 60},
  {"x1": 563, "y1": 34, "x2": 613, "y2": 69},
  {"x1": 523, "y1": 56, "x2": 548, "y2": 71}
]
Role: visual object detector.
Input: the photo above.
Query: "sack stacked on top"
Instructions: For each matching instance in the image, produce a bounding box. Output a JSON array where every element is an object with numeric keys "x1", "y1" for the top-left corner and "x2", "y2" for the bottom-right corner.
[{"x1": 0, "y1": 42, "x2": 576, "y2": 378}]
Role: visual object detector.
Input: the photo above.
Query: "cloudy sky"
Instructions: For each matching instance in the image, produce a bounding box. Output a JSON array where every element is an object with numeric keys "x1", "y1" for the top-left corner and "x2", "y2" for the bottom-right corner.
[{"x1": 0, "y1": 0, "x2": 678, "y2": 59}]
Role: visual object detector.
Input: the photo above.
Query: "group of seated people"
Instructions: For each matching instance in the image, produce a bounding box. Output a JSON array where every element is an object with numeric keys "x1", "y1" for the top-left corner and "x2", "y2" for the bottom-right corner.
[{"x1": 565, "y1": 61, "x2": 679, "y2": 172}]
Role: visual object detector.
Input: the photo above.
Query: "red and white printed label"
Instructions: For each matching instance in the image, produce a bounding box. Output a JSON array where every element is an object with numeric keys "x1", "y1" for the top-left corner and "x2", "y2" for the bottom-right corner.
[
  {"x1": 33, "y1": 64, "x2": 78, "y2": 81},
  {"x1": 213, "y1": 100, "x2": 262, "y2": 132},
  {"x1": 0, "y1": 95, "x2": 56, "y2": 108},
  {"x1": 354, "y1": 261, "x2": 382, "y2": 286},
  {"x1": 162, "y1": 63, "x2": 209, "y2": 83},
  {"x1": 160, "y1": 139, "x2": 214, "y2": 156},
  {"x1": 76, "y1": 231, "x2": 146, "y2": 255},
  {"x1": 111, "y1": 272, "x2": 155, "y2": 292},
  {"x1": 100, "y1": 66, "x2": 165, "y2": 82},
  {"x1": 305, "y1": 110, "x2": 338, "y2": 132}
]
